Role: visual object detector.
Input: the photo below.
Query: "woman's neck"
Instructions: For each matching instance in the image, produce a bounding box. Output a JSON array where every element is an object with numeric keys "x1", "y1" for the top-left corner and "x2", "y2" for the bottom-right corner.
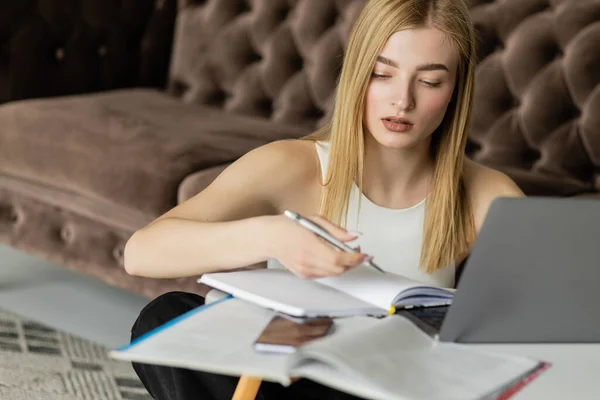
[{"x1": 361, "y1": 135, "x2": 434, "y2": 209}]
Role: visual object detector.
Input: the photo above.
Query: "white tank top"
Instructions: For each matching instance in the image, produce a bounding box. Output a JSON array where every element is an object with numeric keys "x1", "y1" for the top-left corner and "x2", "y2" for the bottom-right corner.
[{"x1": 268, "y1": 141, "x2": 455, "y2": 288}]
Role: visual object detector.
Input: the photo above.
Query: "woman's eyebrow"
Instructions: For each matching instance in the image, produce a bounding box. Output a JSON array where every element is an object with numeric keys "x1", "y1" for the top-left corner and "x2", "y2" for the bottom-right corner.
[
  {"x1": 416, "y1": 63, "x2": 449, "y2": 72},
  {"x1": 376, "y1": 55, "x2": 449, "y2": 72},
  {"x1": 376, "y1": 55, "x2": 399, "y2": 68}
]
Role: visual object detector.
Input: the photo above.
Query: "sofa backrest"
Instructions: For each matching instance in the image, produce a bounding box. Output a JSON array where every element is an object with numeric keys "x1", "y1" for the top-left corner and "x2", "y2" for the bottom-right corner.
[
  {"x1": 168, "y1": 0, "x2": 365, "y2": 130},
  {"x1": 0, "y1": 0, "x2": 177, "y2": 103},
  {"x1": 168, "y1": 0, "x2": 599, "y2": 196},
  {"x1": 468, "y1": 0, "x2": 599, "y2": 196}
]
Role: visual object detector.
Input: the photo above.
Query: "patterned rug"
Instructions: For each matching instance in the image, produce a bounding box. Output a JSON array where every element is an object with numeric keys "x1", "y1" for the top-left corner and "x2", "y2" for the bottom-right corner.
[{"x1": 0, "y1": 309, "x2": 152, "y2": 400}]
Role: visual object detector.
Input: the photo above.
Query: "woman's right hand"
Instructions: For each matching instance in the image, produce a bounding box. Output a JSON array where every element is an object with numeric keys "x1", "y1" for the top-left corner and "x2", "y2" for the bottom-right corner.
[{"x1": 265, "y1": 214, "x2": 370, "y2": 279}]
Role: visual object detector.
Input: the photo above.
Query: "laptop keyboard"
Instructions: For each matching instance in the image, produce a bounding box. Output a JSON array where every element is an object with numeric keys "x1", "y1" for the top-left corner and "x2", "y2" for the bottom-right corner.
[{"x1": 407, "y1": 306, "x2": 449, "y2": 331}]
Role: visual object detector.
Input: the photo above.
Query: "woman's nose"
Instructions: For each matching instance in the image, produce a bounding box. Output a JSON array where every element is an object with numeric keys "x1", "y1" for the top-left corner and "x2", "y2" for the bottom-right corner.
[{"x1": 391, "y1": 84, "x2": 415, "y2": 112}]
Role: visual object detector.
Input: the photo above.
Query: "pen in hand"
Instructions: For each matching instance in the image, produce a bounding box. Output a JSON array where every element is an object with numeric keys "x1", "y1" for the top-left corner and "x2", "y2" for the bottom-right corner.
[{"x1": 283, "y1": 210, "x2": 385, "y2": 274}]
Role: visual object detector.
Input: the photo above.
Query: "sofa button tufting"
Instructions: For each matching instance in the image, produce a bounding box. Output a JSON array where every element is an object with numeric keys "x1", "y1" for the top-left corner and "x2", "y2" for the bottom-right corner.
[
  {"x1": 0, "y1": 205, "x2": 19, "y2": 224},
  {"x1": 10, "y1": 209, "x2": 18, "y2": 223},
  {"x1": 155, "y1": 0, "x2": 165, "y2": 10},
  {"x1": 113, "y1": 246, "x2": 124, "y2": 265},
  {"x1": 554, "y1": 49, "x2": 563, "y2": 60},
  {"x1": 60, "y1": 226, "x2": 73, "y2": 242},
  {"x1": 55, "y1": 48, "x2": 65, "y2": 61},
  {"x1": 98, "y1": 46, "x2": 107, "y2": 57}
]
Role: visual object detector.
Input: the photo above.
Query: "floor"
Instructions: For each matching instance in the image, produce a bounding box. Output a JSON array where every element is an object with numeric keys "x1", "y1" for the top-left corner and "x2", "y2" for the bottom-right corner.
[{"x1": 0, "y1": 244, "x2": 149, "y2": 350}]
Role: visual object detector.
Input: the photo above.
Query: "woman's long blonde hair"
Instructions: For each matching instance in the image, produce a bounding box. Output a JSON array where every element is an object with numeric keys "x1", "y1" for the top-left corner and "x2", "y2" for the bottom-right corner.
[{"x1": 305, "y1": 0, "x2": 477, "y2": 274}]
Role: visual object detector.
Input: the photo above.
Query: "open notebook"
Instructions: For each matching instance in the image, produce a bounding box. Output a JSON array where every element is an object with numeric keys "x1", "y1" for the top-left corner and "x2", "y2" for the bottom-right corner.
[
  {"x1": 199, "y1": 266, "x2": 454, "y2": 317},
  {"x1": 111, "y1": 298, "x2": 545, "y2": 400}
]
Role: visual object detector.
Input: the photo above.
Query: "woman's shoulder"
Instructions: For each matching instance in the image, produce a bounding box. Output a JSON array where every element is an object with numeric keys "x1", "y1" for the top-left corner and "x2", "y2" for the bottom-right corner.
[
  {"x1": 247, "y1": 139, "x2": 322, "y2": 208},
  {"x1": 252, "y1": 139, "x2": 319, "y2": 177},
  {"x1": 463, "y1": 159, "x2": 525, "y2": 233}
]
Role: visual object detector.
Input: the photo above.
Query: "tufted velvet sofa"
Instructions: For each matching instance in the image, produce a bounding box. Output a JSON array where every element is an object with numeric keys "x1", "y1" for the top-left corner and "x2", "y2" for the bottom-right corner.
[{"x1": 0, "y1": 0, "x2": 598, "y2": 299}]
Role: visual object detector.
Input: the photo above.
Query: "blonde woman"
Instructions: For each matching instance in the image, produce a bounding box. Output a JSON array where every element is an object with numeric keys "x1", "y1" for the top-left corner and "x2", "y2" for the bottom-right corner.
[{"x1": 126, "y1": 0, "x2": 523, "y2": 398}]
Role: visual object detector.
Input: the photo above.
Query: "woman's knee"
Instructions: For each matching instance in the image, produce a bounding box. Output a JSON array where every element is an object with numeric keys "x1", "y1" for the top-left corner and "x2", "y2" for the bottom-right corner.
[{"x1": 131, "y1": 291, "x2": 205, "y2": 341}]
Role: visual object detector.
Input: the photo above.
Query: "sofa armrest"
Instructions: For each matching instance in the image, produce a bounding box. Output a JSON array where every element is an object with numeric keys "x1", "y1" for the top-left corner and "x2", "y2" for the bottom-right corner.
[{"x1": 0, "y1": 0, "x2": 176, "y2": 104}]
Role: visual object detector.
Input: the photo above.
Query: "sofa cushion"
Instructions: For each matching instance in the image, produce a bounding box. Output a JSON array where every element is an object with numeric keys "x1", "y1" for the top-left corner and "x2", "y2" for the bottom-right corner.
[{"x1": 0, "y1": 88, "x2": 310, "y2": 224}]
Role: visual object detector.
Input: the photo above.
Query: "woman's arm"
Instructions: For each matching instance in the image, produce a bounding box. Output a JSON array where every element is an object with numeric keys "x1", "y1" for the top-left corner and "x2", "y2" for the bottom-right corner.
[
  {"x1": 124, "y1": 140, "x2": 295, "y2": 278},
  {"x1": 124, "y1": 215, "x2": 279, "y2": 278},
  {"x1": 124, "y1": 140, "x2": 367, "y2": 279}
]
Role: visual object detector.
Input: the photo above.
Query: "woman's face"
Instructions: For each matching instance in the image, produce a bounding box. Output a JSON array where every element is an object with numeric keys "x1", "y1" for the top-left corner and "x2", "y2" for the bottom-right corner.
[{"x1": 364, "y1": 27, "x2": 459, "y2": 150}]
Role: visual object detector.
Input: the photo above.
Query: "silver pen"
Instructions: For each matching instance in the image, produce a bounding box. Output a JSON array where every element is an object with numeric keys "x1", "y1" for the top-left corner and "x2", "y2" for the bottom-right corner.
[{"x1": 283, "y1": 210, "x2": 385, "y2": 274}]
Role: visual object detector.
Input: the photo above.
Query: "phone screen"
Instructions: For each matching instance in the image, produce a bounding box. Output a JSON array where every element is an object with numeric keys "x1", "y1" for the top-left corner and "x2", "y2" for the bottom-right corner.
[{"x1": 253, "y1": 316, "x2": 334, "y2": 354}]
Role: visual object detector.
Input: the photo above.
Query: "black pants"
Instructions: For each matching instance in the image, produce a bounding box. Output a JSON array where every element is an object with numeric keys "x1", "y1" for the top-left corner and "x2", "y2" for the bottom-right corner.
[{"x1": 131, "y1": 292, "x2": 368, "y2": 400}]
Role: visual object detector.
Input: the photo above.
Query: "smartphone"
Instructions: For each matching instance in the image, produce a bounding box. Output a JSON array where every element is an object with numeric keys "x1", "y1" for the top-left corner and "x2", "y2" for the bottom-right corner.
[{"x1": 253, "y1": 315, "x2": 334, "y2": 354}]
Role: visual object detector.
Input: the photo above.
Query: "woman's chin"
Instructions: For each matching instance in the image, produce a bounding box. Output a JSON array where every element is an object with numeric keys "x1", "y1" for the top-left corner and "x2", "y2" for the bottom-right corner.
[{"x1": 370, "y1": 131, "x2": 421, "y2": 150}]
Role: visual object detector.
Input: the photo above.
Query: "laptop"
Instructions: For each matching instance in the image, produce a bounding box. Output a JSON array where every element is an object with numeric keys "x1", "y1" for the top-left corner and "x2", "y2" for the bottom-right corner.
[{"x1": 399, "y1": 196, "x2": 600, "y2": 343}]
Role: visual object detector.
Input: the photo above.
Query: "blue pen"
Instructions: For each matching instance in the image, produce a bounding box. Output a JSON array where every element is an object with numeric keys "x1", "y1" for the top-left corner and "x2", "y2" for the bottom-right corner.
[{"x1": 283, "y1": 210, "x2": 385, "y2": 274}]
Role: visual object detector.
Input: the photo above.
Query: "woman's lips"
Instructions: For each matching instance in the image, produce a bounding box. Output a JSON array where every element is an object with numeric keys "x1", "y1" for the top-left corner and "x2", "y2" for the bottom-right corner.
[{"x1": 382, "y1": 118, "x2": 414, "y2": 132}]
